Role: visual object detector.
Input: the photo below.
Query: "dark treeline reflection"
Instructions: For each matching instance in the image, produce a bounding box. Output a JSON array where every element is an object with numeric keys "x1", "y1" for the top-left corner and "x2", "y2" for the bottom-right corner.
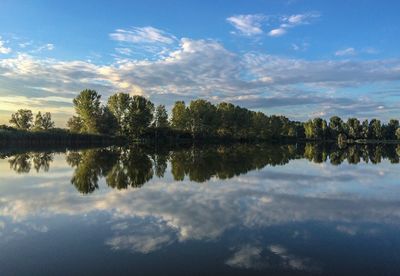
[
  {"x1": 3, "y1": 143, "x2": 400, "y2": 194},
  {"x1": 4, "y1": 152, "x2": 54, "y2": 173}
]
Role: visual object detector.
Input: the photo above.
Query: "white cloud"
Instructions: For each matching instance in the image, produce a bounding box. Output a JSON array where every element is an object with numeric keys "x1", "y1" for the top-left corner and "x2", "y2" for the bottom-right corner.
[
  {"x1": 1, "y1": 34, "x2": 400, "y2": 124},
  {"x1": 291, "y1": 42, "x2": 309, "y2": 51},
  {"x1": 109, "y1": 26, "x2": 176, "y2": 44},
  {"x1": 227, "y1": 14, "x2": 266, "y2": 36},
  {"x1": 115, "y1": 47, "x2": 133, "y2": 56},
  {"x1": 335, "y1": 47, "x2": 356, "y2": 56},
  {"x1": 0, "y1": 37, "x2": 11, "y2": 54},
  {"x1": 225, "y1": 245, "x2": 264, "y2": 269},
  {"x1": 268, "y1": 28, "x2": 287, "y2": 37},
  {"x1": 268, "y1": 12, "x2": 320, "y2": 37},
  {"x1": 284, "y1": 13, "x2": 319, "y2": 25}
]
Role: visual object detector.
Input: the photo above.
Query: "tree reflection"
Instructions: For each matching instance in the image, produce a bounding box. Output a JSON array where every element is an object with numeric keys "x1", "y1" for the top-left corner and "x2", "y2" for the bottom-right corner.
[
  {"x1": 8, "y1": 152, "x2": 54, "y2": 173},
  {"x1": 3, "y1": 143, "x2": 400, "y2": 193},
  {"x1": 66, "y1": 148, "x2": 118, "y2": 194},
  {"x1": 106, "y1": 147, "x2": 153, "y2": 189}
]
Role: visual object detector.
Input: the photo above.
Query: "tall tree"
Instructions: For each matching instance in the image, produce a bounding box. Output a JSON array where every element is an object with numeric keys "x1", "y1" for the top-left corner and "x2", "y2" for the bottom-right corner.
[
  {"x1": 72, "y1": 89, "x2": 102, "y2": 133},
  {"x1": 97, "y1": 107, "x2": 118, "y2": 135},
  {"x1": 126, "y1": 95, "x2": 154, "y2": 138},
  {"x1": 67, "y1": 116, "x2": 83, "y2": 133},
  {"x1": 361, "y1": 119, "x2": 369, "y2": 139},
  {"x1": 386, "y1": 119, "x2": 399, "y2": 140},
  {"x1": 369, "y1": 119, "x2": 383, "y2": 139},
  {"x1": 153, "y1": 105, "x2": 169, "y2": 128},
  {"x1": 9, "y1": 109, "x2": 33, "y2": 130},
  {"x1": 107, "y1": 93, "x2": 131, "y2": 135},
  {"x1": 33, "y1": 111, "x2": 44, "y2": 131},
  {"x1": 171, "y1": 101, "x2": 189, "y2": 131},
  {"x1": 329, "y1": 116, "x2": 344, "y2": 139},
  {"x1": 188, "y1": 99, "x2": 218, "y2": 137},
  {"x1": 346, "y1": 118, "x2": 361, "y2": 139},
  {"x1": 33, "y1": 112, "x2": 55, "y2": 131}
]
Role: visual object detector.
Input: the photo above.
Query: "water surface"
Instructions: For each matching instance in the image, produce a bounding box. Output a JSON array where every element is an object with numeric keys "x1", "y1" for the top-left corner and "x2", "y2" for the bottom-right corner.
[{"x1": 0, "y1": 143, "x2": 399, "y2": 275}]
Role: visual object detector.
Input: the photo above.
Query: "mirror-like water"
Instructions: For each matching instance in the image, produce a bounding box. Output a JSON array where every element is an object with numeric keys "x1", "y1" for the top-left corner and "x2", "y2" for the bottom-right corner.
[{"x1": 0, "y1": 143, "x2": 399, "y2": 275}]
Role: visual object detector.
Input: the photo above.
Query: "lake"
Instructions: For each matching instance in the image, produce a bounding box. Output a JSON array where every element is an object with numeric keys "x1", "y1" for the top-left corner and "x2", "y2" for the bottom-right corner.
[{"x1": 0, "y1": 143, "x2": 399, "y2": 275}]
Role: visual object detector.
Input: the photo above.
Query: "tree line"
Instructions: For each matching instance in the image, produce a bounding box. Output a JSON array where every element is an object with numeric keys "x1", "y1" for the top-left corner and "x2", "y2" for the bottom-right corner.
[
  {"x1": 6, "y1": 89, "x2": 400, "y2": 142},
  {"x1": 65, "y1": 89, "x2": 303, "y2": 140},
  {"x1": 5, "y1": 143, "x2": 400, "y2": 193}
]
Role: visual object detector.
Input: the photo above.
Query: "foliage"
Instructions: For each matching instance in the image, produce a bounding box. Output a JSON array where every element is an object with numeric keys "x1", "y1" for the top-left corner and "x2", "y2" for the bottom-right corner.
[
  {"x1": 153, "y1": 105, "x2": 169, "y2": 128},
  {"x1": 33, "y1": 112, "x2": 55, "y2": 131},
  {"x1": 9, "y1": 109, "x2": 33, "y2": 130}
]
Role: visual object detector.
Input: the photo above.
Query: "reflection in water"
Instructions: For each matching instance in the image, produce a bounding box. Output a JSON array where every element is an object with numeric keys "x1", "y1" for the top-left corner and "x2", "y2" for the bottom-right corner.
[
  {"x1": 62, "y1": 143, "x2": 400, "y2": 193},
  {"x1": 4, "y1": 143, "x2": 400, "y2": 193},
  {"x1": 7, "y1": 152, "x2": 54, "y2": 173},
  {"x1": 1, "y1": 143, "x2": 400, "y2": 275}
]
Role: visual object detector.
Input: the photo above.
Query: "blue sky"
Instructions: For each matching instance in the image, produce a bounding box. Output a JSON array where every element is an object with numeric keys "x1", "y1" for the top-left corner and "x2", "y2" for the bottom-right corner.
[{"x1": 0, "y1": 0, "x2": 399, "y2": 126}]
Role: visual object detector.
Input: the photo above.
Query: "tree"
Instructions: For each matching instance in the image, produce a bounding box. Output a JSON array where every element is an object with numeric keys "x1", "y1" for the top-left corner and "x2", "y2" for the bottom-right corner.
[
  {"x1": 41, "y1": 112, "x2": 55, "y2": 130},
  {"x1": 9, "y1": 109, "x2": 33, "y2": 130},
  {"x1": 369, "y1": 119, "x2": 383, "y2": 139},
  {"x1": 386, "y1": 119, "x2": 399, "y2": 140},
  {"x1": 97, "y1": 107, "x2": 118, "y2": 135},
  {"x1": 34, "y1": 112, "x2": 55, "y2": 131},
  {"x1": 171, "y1": 101, "x2": 189, "y2": 131},
  {"x1": 329, "y1": 116, "x2": 344, "y2": 139},
  {"x1": 126, "y1": 95, "x2": 154, "y2": 138},
  {"x1": 188, "y1": 99, "x2": 218, "y2": 137},
  {"x1": 33, "y1": 111, "x2": 43, "y2": 131},
  {"x1": 304, "y1": 118, "x2": 327, "y2": 139},
  {"x1": 153, "y1": 105, "x2": 169, "y2": 128},
  {"x1": 396, "y1": 128, "x2": 400, "y2": 140},
  {"x1": 72, "y1": 89, "x2": 102, "y2": 133},
  {"x1": 107, "y1": 93, "x2": 131, "y2": 135},
  {"x1": 216, "y1": 102, "x2": 236, "y2": 137},
  {"x1": 361, "y1": 119, "x2": 369, "y2": 139},
  {"x1": 67, "y1": 116, "x2": 83, "y2": 133},
  {"x1": 346, "y1": 118, "x2": 361, "y2": 140}
]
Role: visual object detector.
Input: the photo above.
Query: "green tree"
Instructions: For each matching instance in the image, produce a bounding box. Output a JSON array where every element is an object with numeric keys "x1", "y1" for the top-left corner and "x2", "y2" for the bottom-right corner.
[
  {"x1": 67, "y1": 116, "x2": 83, "y2": 133},
  {"x1": 216, "y1": 102, "x2": 237, "y2": 137},
  {"x1": 361, "y1": 119, "x2": 369, "y2": 139},
  {"x1": 97, "y1": 107, "x2": 118, "y2": 135},
  {"x1": 396, "y1": 128, "x2": 400, "y2": 140},
  {"x1": 188, "y1": 99, "x2": 218, "y2": 137},
  {"x1": 329, "y1": 116, "x2": 344, "y2": 139},
  {"x1": 72, "y1": 89, "x2": 102, "y2": 133},
  {"x1": 41, "y1": 112, "x2": 55, "y2": 130},
  {"x1": 386, "y1": 119, "x2": 399, "y2": 140},
  {"x1": 346, "y1": 118, "x2": 361, "y2": 139},
  {"x1": 153, "y1": 105, "x2": 169, "y2": 128},
  {"x1": 369, "y1": 119, "x2": 383, "y2": 139},
  {"x1": 34, "y1": 112, "x2": 55, "y2": 131},
  {"x1": 126, "y1": 95, "x2": 154, "y2": 138},
  {"x1": 107, "y1": 93, "x2": 131, "y2": 135},
  {"x1": 33, "y1": 111, "x2": 43, "y2": 131},
  {"x1": 171, "y1": 101, "x2": 189, "y2": 131},
  {"x1": 304, "y1": 118, "x2": 327, "y2": 139},
  {"x1": 9, "y1": 109, "x2": 33, "y2": 130}
]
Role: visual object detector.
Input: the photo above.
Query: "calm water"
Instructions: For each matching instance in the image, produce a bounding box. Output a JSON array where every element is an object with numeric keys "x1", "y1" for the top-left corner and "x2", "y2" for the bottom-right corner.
[{"x1": 0, "y1": 143, "x2": 400, "y2": 275}]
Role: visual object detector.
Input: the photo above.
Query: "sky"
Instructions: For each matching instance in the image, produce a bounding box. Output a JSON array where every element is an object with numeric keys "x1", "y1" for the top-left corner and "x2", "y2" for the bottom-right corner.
[{"x1": 0, "y1": 0, "x2": 399, "y2": 126}]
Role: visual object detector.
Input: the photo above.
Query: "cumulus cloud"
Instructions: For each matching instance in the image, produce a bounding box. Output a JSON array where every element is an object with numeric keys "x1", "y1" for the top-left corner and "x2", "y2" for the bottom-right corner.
[
  {"x1": 0, "y1": 37, "x2": 11, "y2": 54},
  {"x1": 1, "y1": 29, "x2": 400, "y2": 124},
  {"x1": 227, "y1": 14, "x2": 266, "y2": 36}
]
